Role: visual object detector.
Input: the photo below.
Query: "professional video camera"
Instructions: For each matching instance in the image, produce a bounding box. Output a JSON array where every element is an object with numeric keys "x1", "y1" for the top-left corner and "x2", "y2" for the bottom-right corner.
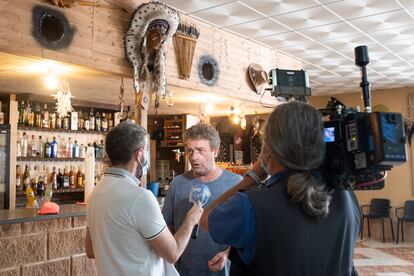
[{"x1": 268, "y1": 46, "x2": 407, "y2": 190}]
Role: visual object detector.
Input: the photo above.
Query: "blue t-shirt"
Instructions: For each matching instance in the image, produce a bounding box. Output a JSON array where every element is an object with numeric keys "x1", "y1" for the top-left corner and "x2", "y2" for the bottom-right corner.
[{"x1": 162, "y1": 170, "x2": 242, "y2": 276}]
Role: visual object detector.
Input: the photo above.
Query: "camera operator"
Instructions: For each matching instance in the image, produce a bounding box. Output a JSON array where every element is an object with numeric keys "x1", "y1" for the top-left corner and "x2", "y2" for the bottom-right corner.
[{"x1": 200, "y1": 101, "x2": 361, "y2": 276}]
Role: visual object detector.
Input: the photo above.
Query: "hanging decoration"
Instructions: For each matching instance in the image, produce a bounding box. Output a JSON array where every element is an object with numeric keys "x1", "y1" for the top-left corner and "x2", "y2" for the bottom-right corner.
[
  {"x1": 119, "y1": 76, "x2": 125, "y2": 117},
  {"x1": 124, "y1": 1, "x2": 179, "y2": 101},
  {"x1": 247, "y1": 63, "x2": 268, "y2": 95},
  {"x1": 198, "y1": 54, "x2": 220, "y2": 86},
  {"x1": 32, "y1": 5, "x2": 75, "y2": 50},
  {"x1": 174, "y1": 22, "x2": 200, "y2": 80},
  {"x1": 52, "y1": 79, "x2": 74, "y2": 117}
]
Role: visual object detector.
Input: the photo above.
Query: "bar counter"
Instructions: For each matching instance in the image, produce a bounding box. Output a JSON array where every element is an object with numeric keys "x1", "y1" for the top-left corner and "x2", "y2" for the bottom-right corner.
[
  {"x1": 0, "y1": 204, "x2": 86, "y2": 225},
  {"x1": 0, "y1": 204, "x2": 96, "y2": 275}
]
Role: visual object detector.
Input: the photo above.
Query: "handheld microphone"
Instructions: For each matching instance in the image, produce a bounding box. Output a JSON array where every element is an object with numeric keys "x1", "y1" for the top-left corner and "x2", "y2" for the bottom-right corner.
[{"x1": 189, "y1": 184, "x2": 211, "y2": 239}]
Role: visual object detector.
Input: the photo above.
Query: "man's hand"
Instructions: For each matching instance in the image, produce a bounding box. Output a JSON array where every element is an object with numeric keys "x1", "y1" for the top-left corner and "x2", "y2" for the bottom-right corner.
[{"x1": 208, "y1": 248, "x2": 230, "y2": 272}]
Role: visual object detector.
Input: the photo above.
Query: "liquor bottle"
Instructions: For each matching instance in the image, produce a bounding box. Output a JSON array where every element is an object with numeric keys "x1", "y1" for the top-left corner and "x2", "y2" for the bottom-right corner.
[
  {"x1": 16, "y1": 134, "x2": 22, "y2": 157},
  {"x1": 51, "y1": 166, "x2": 58, "y2": 190},
  {"x1": 44, "y1": 180, "x2": 53, "y2": 202},
  {"x1": 65, "y1": 137, "x2": 72, "y2": 158},
  {"x1": 79, "y1": 144, "x2": 86, "y2": 158},
  {"x1": 69, "y1": 166, "x2": 76, "y2": 188},
  {"x1": 84, "y1": 113, "x2": 90, "y2": 131},
  {"x1": 78, "y1": 110, "x2": 84, "y2": 130},
  {"x1": 89, "y1": 108, "x2": 95, "y2": 131},
  {"x1": 31, "y1": 165, "x2": 39, "y2": 192},
  {"x1": 16, "y1": 165, "x2": 23, "y2": 192},
  {"x1": 62, "y1": 116, "x2": 70, "y2": 130},
  {"x1": 70, "y1": 111, "x2": 78, "y2": 130},
  {"x1": 27, "y1": 102, "x2": 35, "y2": 127},
  {"x1": 50, "y1": 136, "x2": 58, "y2": 158},
  {"x1": 36, "y1": 173, "x2": 45, "y2": 197},
  {"x1": 42, "y1": 104, "x2": 49, "y2": 128},
  {"x1": 50, "y1": 110, "x2": 56, "y2": 129},
  {"x1": 56, "y1": 115, "x2": 62, "y2": 129},
  {"x1": 21, "y1": 132, "x2": 28, "y2": 157},
  {"x1": 93, "y1": 141, "x2": 98, "y2": 158},
  {"x1": 95, "y1": 112, "x2": 101, "y2": 132},
  {"x1": 38, "y1": 135, "x2": 44, "y2": 157},
  {"x1": 35, "y1": 103, "x2": 42, "y2": 128},
  {"x1": 23, "y1": 165, "x2": 30, "y2": 192},
  {"x1": 59, "y1": 136, "x2": 66, "y2": 158},
  {"x1": 44, "y1": 165, "x2": 50, "y2": 186},
  {"x1": 96, "y1": 140, "x2": 105, "y2": 159},
  {"x1": 76, "y1": 165, "x2": 83, "y2": 188},
  {"x1": 82, "y1": 167, "x2": 86, "y2": 186},
  {"x1": 30, "y1": 135, "x2": 37, "y2": 157},
  {"x1": 0, "y1": 102, "x2": 4, "y2": 124},
  {"x1": 57, "y1": 168, "x2": 64, "y2": 189},
  {"x1": 18, "y1": 101, "x2": 25, "y2": 126},
  {"x1": 101, "y1": 112, "x2": 108, "y2": 132},
  {"x1": 72, "y1": 140, "x2": 79, "y2": 158},
  {"x1": 44, "y1": 137, "x2": 51, "y2": 158},
  {"x1": 63, "y1": 166, "x2": 70, "y2": 189},
  {"x1": 107, "y1": 113, "x2": 113, "y2": 129},
  {"x1": 25, "y1": 181, "x2": 38, "y2": 208}
]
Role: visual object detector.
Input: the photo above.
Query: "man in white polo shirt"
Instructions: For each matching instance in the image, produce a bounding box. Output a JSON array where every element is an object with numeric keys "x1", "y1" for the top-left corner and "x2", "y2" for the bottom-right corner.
[{"x1": 85, "y1": 122, "x2": 203, "y2": 276}]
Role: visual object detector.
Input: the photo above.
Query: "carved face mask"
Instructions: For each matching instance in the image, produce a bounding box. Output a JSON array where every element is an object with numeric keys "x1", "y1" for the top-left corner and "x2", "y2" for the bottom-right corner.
[
  {"x1": 146, "y1": 19, "x2": 168, "y2": 50},
  {"x1": 147, "y1": 31, "x2": 167, "y2": 50}
]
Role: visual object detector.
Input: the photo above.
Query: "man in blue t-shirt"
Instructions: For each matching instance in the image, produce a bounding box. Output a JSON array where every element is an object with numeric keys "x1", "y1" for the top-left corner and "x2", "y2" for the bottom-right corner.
[{"x1": 162, "y1": 123, "x2": 242, "y2": 276}]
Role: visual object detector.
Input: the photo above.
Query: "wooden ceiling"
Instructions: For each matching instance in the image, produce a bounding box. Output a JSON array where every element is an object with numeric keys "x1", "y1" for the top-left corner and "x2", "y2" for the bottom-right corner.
[{"x1": 0, "y1": 52, "x2": 276, "y2": 116}]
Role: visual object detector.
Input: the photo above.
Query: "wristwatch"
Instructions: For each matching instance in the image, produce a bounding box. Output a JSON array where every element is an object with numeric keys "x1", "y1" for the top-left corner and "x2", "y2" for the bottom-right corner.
[{"x1": 245, "y1": 170, "x2": 262, "y2": 187}]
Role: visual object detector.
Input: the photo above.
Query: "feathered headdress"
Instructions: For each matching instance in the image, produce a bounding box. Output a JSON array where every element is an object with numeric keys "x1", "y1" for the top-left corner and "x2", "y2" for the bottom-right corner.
[{"x1": 124, "y1": 1, "x2": 179, "y2": 97}]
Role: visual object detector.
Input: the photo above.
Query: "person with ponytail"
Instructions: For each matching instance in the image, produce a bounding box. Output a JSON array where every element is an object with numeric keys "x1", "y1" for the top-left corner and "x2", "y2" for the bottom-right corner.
[{"x1": 200, "y1": 101, "x2": 360, "y2": 276}]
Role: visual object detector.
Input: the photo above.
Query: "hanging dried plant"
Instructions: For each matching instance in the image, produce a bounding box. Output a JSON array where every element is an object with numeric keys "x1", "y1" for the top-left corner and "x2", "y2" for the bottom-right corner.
[{"x1": 52, "y1": 79, "x2": 74, "y2": 117}]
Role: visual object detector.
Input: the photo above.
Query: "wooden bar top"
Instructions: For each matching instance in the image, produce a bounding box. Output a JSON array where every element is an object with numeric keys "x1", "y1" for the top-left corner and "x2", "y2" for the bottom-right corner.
[{"x1": 0, "y1": 204, "x2": 86, "y2": 225}]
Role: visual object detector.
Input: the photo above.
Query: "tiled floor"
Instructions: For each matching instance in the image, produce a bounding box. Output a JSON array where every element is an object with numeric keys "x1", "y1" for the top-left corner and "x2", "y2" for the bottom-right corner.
[{"x1": 355, "y1": 239, "x2": 414, "y2": 276}]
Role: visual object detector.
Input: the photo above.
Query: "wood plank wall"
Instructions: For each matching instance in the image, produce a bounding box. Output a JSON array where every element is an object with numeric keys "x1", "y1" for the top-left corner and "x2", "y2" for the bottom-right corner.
[{"x1": 0, "y1": 0, "x2": 301, "y2": 103}]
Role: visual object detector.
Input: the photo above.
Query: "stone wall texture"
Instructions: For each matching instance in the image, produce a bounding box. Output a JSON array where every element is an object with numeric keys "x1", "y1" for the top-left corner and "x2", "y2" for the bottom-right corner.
[{"x1": 0, "y1": 216, "x2": 96, "y2": 276}]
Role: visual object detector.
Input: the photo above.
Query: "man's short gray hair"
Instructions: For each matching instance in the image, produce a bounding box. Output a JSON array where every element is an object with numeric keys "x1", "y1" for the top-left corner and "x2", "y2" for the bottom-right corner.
[
  {"x1": 105, "y1": 122, "x2": 147, "y2": 165},
  {"x1": 183, "y1": 123, "x2": 220, "y2": 150}
]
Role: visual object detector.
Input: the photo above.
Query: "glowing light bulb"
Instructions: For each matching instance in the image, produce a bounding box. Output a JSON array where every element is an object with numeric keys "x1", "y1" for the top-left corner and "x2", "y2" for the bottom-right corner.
[
  {"x1": 206, "y1": 103, "x2": 214, "y2": 114},
  {"x1": 233, "y1": 115, "x2": 240, "y2": 124},
  {"x1": 45, "y1": 75, "x2": 58, "y2": 90},
  {"x1": 241, "y1": 117, "x2": 247, "y2": 130}
]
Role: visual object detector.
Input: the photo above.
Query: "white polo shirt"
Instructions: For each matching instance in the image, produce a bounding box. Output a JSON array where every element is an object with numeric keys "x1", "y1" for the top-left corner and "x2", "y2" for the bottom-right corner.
[{"x1": 87, "y1": 167, "x2": 167, "y2": 276}]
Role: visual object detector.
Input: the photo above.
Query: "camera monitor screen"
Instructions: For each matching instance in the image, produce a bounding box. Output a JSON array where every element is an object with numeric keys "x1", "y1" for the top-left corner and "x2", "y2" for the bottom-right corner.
[{"x1": 324, "y1": 127, "x2": 335, "y2": 142}]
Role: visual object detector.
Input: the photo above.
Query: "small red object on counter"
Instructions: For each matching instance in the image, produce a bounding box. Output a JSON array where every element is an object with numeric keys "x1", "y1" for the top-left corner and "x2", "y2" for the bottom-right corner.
[{"x1": 38, "y1": 202, "x2": 60, "y2": 215}]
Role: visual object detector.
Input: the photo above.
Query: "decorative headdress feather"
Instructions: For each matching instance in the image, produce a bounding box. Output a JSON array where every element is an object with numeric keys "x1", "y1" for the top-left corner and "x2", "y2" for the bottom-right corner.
[{"x1": 124, "y1": 1, "x2": 179, "y2": 97}]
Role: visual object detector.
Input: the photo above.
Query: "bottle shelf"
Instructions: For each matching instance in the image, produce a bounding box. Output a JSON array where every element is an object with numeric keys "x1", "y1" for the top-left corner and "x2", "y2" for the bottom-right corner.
[
  {"x1": 16, "y1": 188, "x2": 85, "y2": 196},
  {"x1": 17, "y1": 157, "x2": 85, "y2": 162},
  {"x1": 160, "y1": 142, "x2": 184, "y2": 147},
  {"x1": 17, "y1": 126, "x2": 107, "y2": 135},
  {"x1": 163, "y1": 129, "x2": 183, "y2": 133}
]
